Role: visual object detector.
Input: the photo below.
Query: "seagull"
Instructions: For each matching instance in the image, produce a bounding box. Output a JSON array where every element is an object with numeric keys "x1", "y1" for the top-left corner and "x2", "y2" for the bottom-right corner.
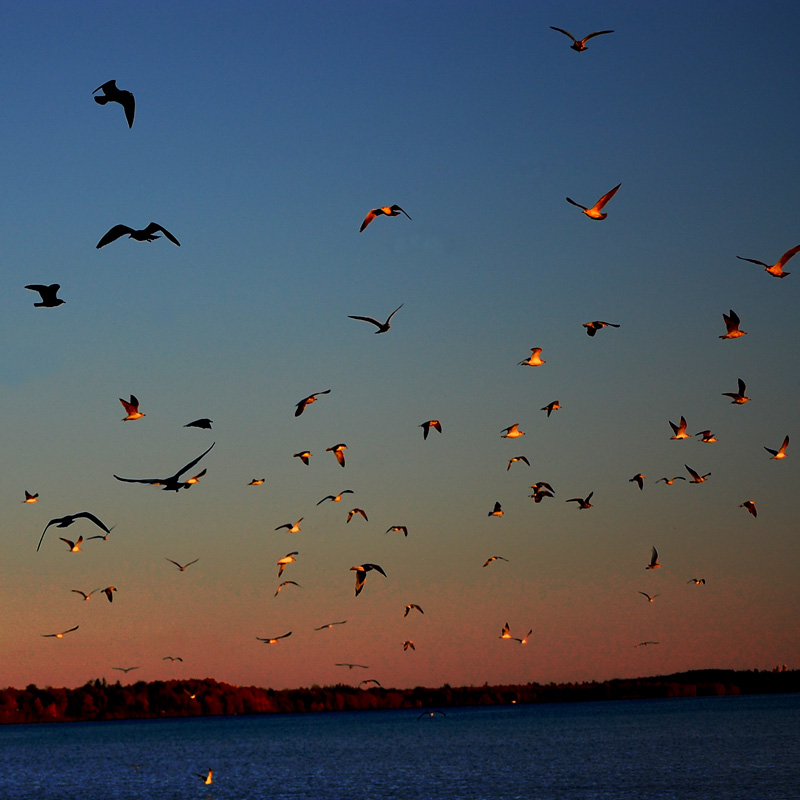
[
  {"x1": 71, "y1": 589, "x2": 98, "y2": 601},
  {"x1": 418, "y1": 710, "x2": 448, "y2": 720},
  {"x1": 566, "y1": 492, "x2": 593, "y2": 509},
  {"x1": 347, "y1": 508, "x2": 368, "y2": 523},
  {"x1": 295, "y1": 390, "x2": 331, "y2": 417},
  {"x1": 119, "y1": 395, "x2": 145, "y2": 421},
  {"x1": 386, "y1": 525, "x2": 408, "y2": 537},
  {"x1": 101, "y1": 586, "x2": 117, "y2": 603},
  {"x1": 567, "y1": 183, "x2": 621, "y2": 219},
  {"x1": 112, "y1": 666, "x2": 139, "y2": 673},
  {"x1": 420, "y1": 420, "x2": 442, "y2": 439},
  {"x1": 634, "y1": 641, "x2": 660, "y2": 648},
  {"x1": 257, "y1": 632, "x2": 292, "y2": 644},
  {"x1": 274, "y1": 580, "x2": 301, "y2": 596},
  {"x1": 25, "y1": 284, "x2": 65, "y2": 308},
  {"x1": 765, "y1": 435, "x2": 789, "y2": 460},
  {"x1": 488, "y1": 501, "x2": 504, "y2": 517},
  {"x1": 550, "y1": 26, "x2": 614, "y2": 51},
  {"x1": 184, "y1": 418, "x2": 212, "y2": 429},
  {"x1": 646, "y1": 546, "x2": 661, "y2": 569},
  {"x1": 740, "y1": 500, "x2": 757, "y2": 518},
  {"x1": 196, "y1": 770, "x2": 213, "y2": 786},
  {"x1": 519, "y1": 347, "x2": 545, "y2": 366},
  {"x1": 403, "y1": 640, "x2": 416, "y2": 651},
  {"x1": 722, "y1": 378, "x2": 750, "y2": 404},
  {"x1": 507, "y1": 456, "x2": 530, "y2": 470},
  {"x1": 317, "y1": 490, "x2": 354, "y2": 505},
  {"x1": 351, "y1": 563, "x2": 387, "y2": 596},
  {"x1": 529, "y1": 487, "x2": 554, "y2": 502},
  {"x1": 629, "y1": 473, "x2": 645, "y2": 491},
  {"x1": 348, "y1": 304, "x2": 404, "y2": 334},
  {"x1": 499, "y1": 623, "x2": 531, "y2": 643},
  {"x1": 60, "y1": 536, "x2": 83, "y2": 553},
  {"x1": 293, "y1": 451, "x2": 312, "y2": 465},
  {"x1": 483, "y1": 556, "x2": 509, "y2": 567},
  {"x1": 404, "y1": 604, "x2": 424, "y2": 617},
  {"x1": 335, "y1": 662, "x2": 369, "y2": 669},
  {"x1": 685, "y1": 464, "x2": 711, "y2": 483},
  {"x1": 162, "y1": 656, "x2": 183, "y2": 661},
  {"x1": 656, "y1": 476, "x2": 685, "y2": 485},
  {"x1": 501, "y1": 423, "x2": 524, "y2": 439},
  {"x1": 248, "y1": 478, "x2": 265, "y2": 485},
  {"x1": 114, "y1": 442, "x2": 215, "y2": 492},
  {"x1": 38, "y1": 511, "x2": 112, "y2": 552},
  {"x1": 687, "y1": 578, "x2": 706, "y2": 585},
  {"x1": 669, "y1": 416, "x2": 690, "y2": 440},
  {"x1": 583, "y1": 320, "x2": 620, "y2": 336},
  {"x1": 720, "y1": 309, "x2": 746, "y2": 339},
  {"x1": 96, "y1": 222, "x2": 180, "y2": 249},
  {"x1": 638, "y1": 592, "x2": 660, "y2": 603},
  {"x1": 277, "y1": 552, "x2": 298, "y2": 577},
  {"x1": 531, "y1": 481, "x2": 555, "y2": 494},
  {"x1": 275, "y1": 519, "x2": 303, "y2": 533},
  {"x1": 42, "y1": 625, "x2": 79, "y2": 638},
  {"x1": 315, "y1": 621, "x2": 347, "y2": 630},
  {"x1": 166, "y1": 558, "x2": 199, "y2": 572},
  {"x1": 92, "y1": 79, "x2": 135, "y2": 127},
  {"x1": 327, "y1": 443, "x2": 347, "y2": 467},
  {"x1": 359, "y1": 204, "x2": 411, "y2": 232},
  {"x1": 359, "y1": 679, "x2": 382, "y2": 688},
  {"x1": 737, "y1": 243, "x2": 800, "y2": 278},
  {"x1": 23, "y1": 491, "x2": 39, "y2": 504},
  {"x1": 541, "y1": 400, "x2": 561, "y2": 417},
  {"x1": 695, "y1": 430, "x2": 717, "y2": 443}
]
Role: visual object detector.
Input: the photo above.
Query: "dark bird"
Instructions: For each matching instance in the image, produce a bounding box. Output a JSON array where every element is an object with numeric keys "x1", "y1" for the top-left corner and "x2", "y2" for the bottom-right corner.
[
  {"x1": 722, "y1": 378, "x2": 750, "y2": 404},
  {"x1": 335, "y1": 662, "x2": 370, "y2": 669},
  {"x1": 403, "y1": 640, "x2": 416, "y2": 651},
  {"x1": 386, "y1": 525, "x2": 408, "y2": 537},
  {"x1": 274, "y1": 580, "x2": 301, "y2": 596},
  {"x1": 256, "y1": 632, "x2": 292, "y2": 644},
  {"x1": 162, "y1": 656, "x2": 183, "y2": 661},
  {"x1": 359, "y1": 204, "x2": 411, "y2": 232},
  {"x1": 507, "y1": 456, "x2": 530, "y2": 470},
  {"x1": 114, "y1": 442, "x2": 215, "y2": 492},
  {"x1": 541, "y1": 400, "x2": 561, "y2": 417},
  {"x1": 120, "y1": 395, "x2": 145, "y2": 421},
  {"x1": 42, "y1": 625, "x2": 79, "y2": 639},
  {"x1": 740, "y1": 500, "x2": 757, "y2": 518},
  {"x1": 184, "y1": 418, "x2": 212, "y2": 429},
  {"x1": 166, "y1": 558, "x2": 199, "y2": 572},
  {"x1": 720, "y1": 309, "x2": 746, "y2": 339},
  {"x1": 96, "y1": 222, "x2": 180, "y2": 249},
  {"x1": 483, "y1": 556, "x2": 509, "y2": 567},
  {"x1": 695, "y1": 430, "x2": 717, "y2": 443},
  {"x1": 765, "y1": 435, "x2": 789, "y2": 460},
  {"x1": 348, "y1": 304, "x2": 404, "y2": 334},
  {"x1": 359, "y1": 679, "x2": 382, "y2": 688},
  {"x1": 275, "y1": 519, "x2": 303, "y2": 533},
  {"x1": 550, "y1": 26, "x2": 614, "y2": 51},
  {"x1": 488, "y1": 501, "x2": 504, "y2": 517},
  {"x1": 293, "y1": 451, "x2": 312, "y2": 465},
  {"x1": 629, "y1": 473, "x2": 645, "y2": 491},
  {"x1": 638, "y1": 591, "x2": 660, "y2": 603},
  {"x1": 646, "y1": 546, "x2": 661, "y2": 570},
  {"x1": 566, "y1": 492, "x2": 593, "y2": 509},
  {"x1": 315, "y1": 621, "x2": 347, "y2": 630},
  {"x1": 101, "y1": 586, "x2": 117, "y2": 603},
  {"x1": 295, "y1": 390, "x2": 331, "y2": 417},
  {"x1": 656, "y1": 476, "x2": 686, "y2": 485},
  {"x1": 327, "y1": 443, "x2": 347, "y2": 467},
  {"x1": 317, "y1": 490, "x2": 354, "y2": 505},
  {"x1": 25, "y1": 284, "x2": 65, "y2": 308},
  {"x1": 688, "y1": 578, "x2": 706, "y2": 585},
  {"x1": 112, "y1": 666, "x2": 139, "y2": 673},
  {"x1": 418, "y1": 710, "x2": 448, "y2": 720},
  {"x1": 634, "y1": 641, "x2": 660, "y2": 648},
  {"x1": 567, "y1": 183, "x2": 621, "y2": 219},
  {"x1": 420, "y1": 419, "x2": 442, "y2": 439},
  {"x1": 37, "y1": 511, "x2": 112, "y2": 552},
  {"x1": 347, "y1": 508, "x2": 368, "y2": 523},
  {"x1": 404, "y1": 603, "x2": 424, "y2": 617},
  {"x1": 669, "y1": 416, "x2": 690, "y2": 440},
  {"x1": 685, "y1": 464, "x2": 711, "y2": 484},
  {"x1": 351, "y1": 563, "x2": 387, "y2": 596},
  {"x1": 92, "y1": 80, "x2": 135, "y2": 127},
  {"x1": 583, "y1": 320, "x2": 620, "y2": 336},
  {"x1": 737, "y1": 243, "x2": 800, "y2": 279},
  {"x1": 60, "y1": 536, "x2": 83, "y2": 553},
  {"x1": 71, "y1": 589, "x2": 97, "y2": 601},
  {"x1": 23, "y1": 491, "x2": 39, "y2": 504}
]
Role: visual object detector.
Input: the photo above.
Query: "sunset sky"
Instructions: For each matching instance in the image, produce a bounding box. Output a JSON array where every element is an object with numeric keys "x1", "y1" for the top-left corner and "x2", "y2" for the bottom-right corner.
[{"x1": 2, "y1": 1, "x2": 798, "y2": 692}]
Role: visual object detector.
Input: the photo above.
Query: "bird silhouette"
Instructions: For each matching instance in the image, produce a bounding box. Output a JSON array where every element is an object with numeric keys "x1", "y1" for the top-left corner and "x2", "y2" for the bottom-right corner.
[
  {"x1": 737, "y1": 243, "x2": 800, "y2": 278},
  {"x1": 420, "y1": 419, "x2": 442, "y2": 439},
  {"x1": 351, "y1": 563, "x2": 386, "y2": 596},
  {"x1": 507, "y1": 456, "x2": 530, "y2": 470},
  {"x1": 114, "y1": 442, "x2": 215, "y2": 492},
  {"x1": 550, "y1": 26, "x2": 614, "y2": 51},
  {"x1": 257, "y1": 632, "x2": 292, "y2": 644},
  {"x1": 646, "y1": 546, "x2": 661, "y2": 569},
  {"x1": 38, "y1": 511, "x2": 112, "y2": 552},
  {"x1": 583, "y1": 320, "x2": 620, "y2": 336},
  {"x1": 293, "y1": 451, "x2": 312, "y2": 465},
  {"x1": 685, "y1": 464, "x2": 711, "y2": 483},
  {"x1": 740, "y1": 500, "x2": 758, "y2": 518},
  {"x1": 488, "y1": 501, "x2": 504, "y2": 517},
  {"x1": 274, "y1": 580, "x2": 301, "y2": 596},
  {"x1": 348, "y1": 304, "x2": 404, "y2": 333},
  {"x1": 567, "y1": 183, "x2": 621, "y2": 219},
  {"x1": 720, "y1": 309, "x2": 746, "y2": 339},
  {"x1": 566, "y1": 492, "x2": 593, "y2": 509},
  {"x1": 92, "y1": 80, "x2": 135, "y2": 127},
  {"x1": 96, "y1": 222, "x2": 180, "y2": 248},
  {"x1": 359, "y1": 204, "x2": 411, "y2": 232},
  {"x1": 629, "y1": 473, "x2": 645, "y2": 490},
  {"x1": 483, "y1": 556, "x2": 509, "y2": 567},
  {"x1": 386, "y1": 525, "x2": 408, "y2": 537},
  {"x1": 42, "y1": 625, "x2": 79, "y2": 639},
  {"x1": 404, "y1": 604, "x2": 424, "y2": 617},
  {"x1": 295, "y1": 390, "x2": 330, "y2": 416},
  {"x1": 166, "y1": 558, "x2": 199, "y2": 572},
  {"x1": 275, "y1": 519, "x2": 303, "y2": 533},
  {"x1": 347, "y1": 508, "x2": 368, "y2": 523},
  {"x1": 695, "y1": 430, "x2": 717, "y2": 443},
  {"x1": 184, "y1": 418, "x2": 213, "y2": 429},
  {"x1": 317, "y1": 490, "x2": 353, "y2": 505},
  {"x1": 541, "y1": 400, "x2": 561, "y2": 417},
  {"x1": 25, "y1": 284, "x2": 65, "y2": 307}
]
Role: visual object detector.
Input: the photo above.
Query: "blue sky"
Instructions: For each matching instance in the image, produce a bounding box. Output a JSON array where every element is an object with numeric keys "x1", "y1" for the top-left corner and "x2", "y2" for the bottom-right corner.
[{"x1": 2, "y1": 0, "x2": 798, "y2": 691}]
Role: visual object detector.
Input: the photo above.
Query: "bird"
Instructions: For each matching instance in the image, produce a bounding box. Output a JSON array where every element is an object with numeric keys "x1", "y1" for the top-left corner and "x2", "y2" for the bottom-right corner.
[
  {"x1": 737, "y1": 243, "x2": 800, "y2": 278},
  {"x1": 488, "y1": 501, "x2": 504, "y2": 517},
  {"x1": 42, "y1": 625, "x2": 79, "y2": 639},
  {"x1": 256, "y1": 632, "x2": 292, "y2": 644},
  {"x1": 687, "y1": 578, "x2": 706, "y2": 585},
  {"x1": 275, "y1": 519, "x2": 303, "y2": 533},
  {"x1": 100, "y1": 586, "x2": 117, "y2": 603},
  {"x1": 327, "y1": 443, "x2": 347, "y2": 467},
  {"x1": 507, "y1": 456, "x2": 530, "y2": 470},
  {"x1": 403, "y1": 640, "x2": 415, "y2": 651},
  {"x1": 184, "y1": 418, "x2": 212, "y2": 429},
  {"x1": 583, "y1": 320, "x2": 620, "y2": 336},
  {"x1": 315, "y1": 621, "x2": 347, "y2": 630},
  {"x1": 720, "y1": 309, "x2": 747, "y2": 339},
  {"x1": 419, "y1": 419, "x2": 442, "y2": 439},
  {"x1": 501, "y1": 424, "x2": 524, "y2": 439},
  {"x1": 162, "y1": 656, "x2": 183, "y2": 662},
  {"x1": 404, "y1": 604, "x2": 424, "y2": 617},
  {"x1": 23, "y1": 491, "x2": 39, "y2": 504},
  {"x1": 531, "y1": 481, "x2": 555, "y2": 495},
  {"x1": 359, "y1": 679, "x2": 382, "y2": 688},
  {"x1": 317, "y1": 490, "x2": 354, "y2": 505},
  {"x1": 119, "y1": 395, "x2": 145, "y2": 421},
  {"x1": 529, "y1": 487, "x2": 554, "y2": 503},
  {"x1": 196, "y1": 770, "x2": 213, "y2": 786},
  {"x1": 335, "y1": 662, "x2": 369, "y2": 669},
  {"x1": 359, "y1": 204, "x2": 411, "y2": 232},
  {"x1": 87, "y1": 526, "x2": 116, "y2": 542},
  {"x1": 418, "y1": 710, "x2": 448, "y2": 720},
  {"x1": 386, "y1": 525, "x2": 408, "y2": 537},
  {"x1": 657, "y1": 476, "x2": 686, "y2": 485},
  {"x1": 71, "y1": 589, "x2": 98, "y2": 601},
  {"x1": 567, "y1": 183, "x2": 621, "y2": 219},
  {"x1": 646, "y1": 546, "x2": 661, "y2": 570},
  {"x1": 60, "y1": 536, "x2": 83, "y2": 553},
  {"x1": 347, "y1": 508, "x2": 368, "y2": 523},
  {"x1": 96, "y1": 222, "x2": 180, "y2": 249},
  {"x1": 37, "y1": 511, "x2": 112, "y2": 552},
  {"x1": 165, "y1": 558, "x2": 199, "y2": 572},
  {"x1": 351, "y1": 563, "x2": 387, "y2": 596},
  {"x1": 740, "y1": 500, "x2": 758, "y2": 518},
  {"x1": 669, "y1": 416, "x2": 690, "y2": 440},
  {"x1": 634, "y1": 641, "x2": 660, "y2": 648},
  {"x1": 549, "y1": 26, "x2": 614, "y2": 51},
  {"x1": 765, "y1": 435, "x2": 789, "y2": 460},
  {"x1": 629, "y1": 473, "x2": 645, "y2": 491},
  {"x1": 92, "y1": 80, "x2": 135, "y2": 127},
  {"x1": 114, "y1": 442, "x2": 215, "y2": 492},
  {"x1": 25, "y1": 284, "x2": 65, "y2": 307},
  {"x1": 695, "y1": 430, "x2": 717, "y2": 443},
  {"x1": 294, "y1": 390, "x2": 331, "y2": 417},
  {"x1": 541, "y1": 400, "x2": 561, "y2": 417},
  {"x1": 294, "y1": 450, "x2": 312, "y2": 465},
  {"x1": 348, "y1": 304, "x2": 404, "y2": 334},
  {"x1": 483, "y1": 556, "x2": 509, "y2": 567},
  {"x1": 638, "y1": 592, "x2": 660, "y2": 603},
  {"x1": 248, "y1": 478, "x2": 265, "y2": 485},
  {"x1": 112, "y1": 666, "x2": 139, "y2": 673},
  {"x1": 685, "y1": 464, "x2": 711, "y2": 483},
  {"x1": 274, "y1": 580, "x2": 301, "y2": 596},
  {"x1": 566, "y1": 492, "x2": 593, "y2": 509},
  {"x1": 722, "y1": 378, "x2": 750, "y2": 404},
  {"x1": 277, "y1": 552, "x2": 298, "y2": 577},
  {"x1": 499, "y1": 623, "x2": 531, "y2": 643},
  {"x1": 518, "y1": 347, "x2": 545, "y2": 366}
]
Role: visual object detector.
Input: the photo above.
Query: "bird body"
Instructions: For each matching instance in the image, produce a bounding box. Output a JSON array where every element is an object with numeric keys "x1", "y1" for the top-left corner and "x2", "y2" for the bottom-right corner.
[
  {"x1": 737, "y1": 244, "x2": 800, "y2": 278},
  {"x1": 60, "y1": 536, "x2": 83, "y2": 553},
  {"x1": 696, "y1": 430, "x2": 717, "y2": 443},
  {"x1": 550, "y1": 26, "x2": 614, "y2": 51},
  {"x1": 359, "y1": 205, "x2": 411, "y2": 232},
  {"x1": 567, "y1": 183, "x2": 621, "y2": 219},
  {"x1": 348, "y1": 304, "x2": 404, "y2": 334},
  {"x1": 740, "y1": 500, "x2": 757, "y2": 518},
  {"x1": 351, "y1": 563, "x2": 386, "y2": 596},
  {"x1": 519, "y1": 347, "x2": 545, "y2": 366},
  {"x1": 274, "y1": 580, "x2": 301, "y2": 596},
  {"x1": 765, "y1": 435, "x2": 789, "y2": 460},
  {"x1": 257, "y1": 632, "x2": 292, "y2": 644},
  {"x1": 295, "y1": 390, "x2": 331, "y2": 417},
  {"x1": 23, "y1": 491, "x2": 39, "y2": 504},
  {"x1": 386, "y1": 525, "x2": 408, "y2": 537},
  {"x1": 277, "y1": 552, "x2": 298, "y2": 576},
  {"x1": 404, "y1": 603, "x2": 424, "y2": 617},
  {"x1": 294, "y1": 451, "x2": 312, "y2": 465},
  {"x1": 184, "y1": 418, "x2": 212, "y2": 429},
  {"x1": 42, "y1": 625, "x2": 79, "y2": 638},
  {"x1": 488, "y1": 501, "x2": 504, "y2": 517},
  {"x1": 93, "y1": 80, "x2": 135, "y2": 127},
  {"x1": 483, "y1": 556, "x2": 509, "y2": 567},
  {"x1": 403, "y1": 640, "x2": 415, "y2": 651},
  {"x1": 501, "y1": 424, "x2": 524, "y2": 439},
  {"x1": 720, "y1": 309, "x2": 746, "y2": 339},
  {"x1": 25, "y1": 284, "x2": 65, "y2": 307},
  {"x1": 657, "y1": 476, "x2": 685, "y2": 485},
  {"x1": 638, "y1": 591, "x2": 660, "y2": 603},
  {"x1": 97, "y1": 222, "x2": 180, "y2": 248}
]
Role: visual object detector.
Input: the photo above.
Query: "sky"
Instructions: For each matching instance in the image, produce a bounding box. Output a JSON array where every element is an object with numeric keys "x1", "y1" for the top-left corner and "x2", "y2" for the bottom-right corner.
[{"x1": 2, "y1": 0, "x2": 799, "y2": 693}]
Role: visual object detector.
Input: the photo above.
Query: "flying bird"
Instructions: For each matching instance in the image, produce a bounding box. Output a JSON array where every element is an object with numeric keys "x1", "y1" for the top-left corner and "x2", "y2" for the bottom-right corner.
[
  {"x1": 656, "y1": 476, "x2": 685, "y2": 485},
  {"x1": 541, "y1": 400, "x2": 561, "y2": 417},
  {"x1": 482, "y1": 556, "x2": 509, "y2": 567},
  {"x1": 112, "y1": 666, "x2": 139, "y2": 673},
  {"x1": 114, "y1": 442, "x2": 215, "y2": 492},
  {"x1": 100, "y1": 586, "x2": 117, "y2": 603},
  {"x1": 277, "y1": 552, "x2": 298, "y2": 576},
  {"x1": 499, "y1": 623, "x2": 531, "y2": 643},
  {"x1": 359, "y1": 679, "x2": 382, "y2": 688},
  {"x1": 638, "y1": 592, "x2": 660, "y2": 603},
  {"x1": 60, "y1": 536, "x2": 83, "y2": 553},
  {"x1": 722, "y1": 378, "x2": 750, "y2": 404},
  {"x1": 23, "y1": 491, "x2": 39, "y2": 504},
  {"x1": 317, "y1": 490, "x2": 354, "y2": 505},
  {"x1": 162, "y1": 656, "x2": 183, "y2": 662},
  {"x1": 519, "y1": 347, "x2": 545, "y2": 366},
  {"x1": 740, "y1": 500, "x2": 757, "y2": 518},
  {"x1": 404, "y1": 604, "x2": 424, "y2": 617},
  {"x1": 566, "y1": 492, "x2": 593, "y2": 509},
  {"x1": 507, "y1": 456, "x2": 530, "y2": 470},
  {"x1": 42, "y1": 625, "x2": 79, "y2": 639},
  {"x1": 737, "y1": 243, "x2": 800, "y2": 278},
  {"x1": 531, "y1": 481, "x2": 555, "y2": 494},
  {"x1": 418, "y1": 710, "x2": 448, "y2": 720},
  {"x1": 294, "y1": 390, "x2": 331, "y2": 417},
  {"x1": 184, "y1": 418, "x2": 212, "y2": 429},
  {"x1": 583, "y1": 320, "x2": 620, "y2": 336},
  {"x1": 634, "y1": 641, "x2": 660, "y2": 648},
  {"x1": 275, "y1": 519, "x2": 303, "y2": 533},
  {"x1": 488, "y1": 501, "x2": 504, "y2": 517},
  {"x1": 567, "y1": 183, "x2": 621, "y2": 219},
  {"x1": 550, "y1": 26, "x2": 614, "y2": 51},
  {"x1": 96, "y1": 222, "x2": 180, "y2": 249},
  {"x1": 359, "y1": 204, "x2": 411, "y2": 232},
  {"x1": 25, "y1": 284, "x2": 65, "y2": 308},
  {"x1": 327, "y1": 443, "x2": 347, "y2": 467},
  {"x1": 629, "y1": 473, "x2": 645, "y2": 491},
  {"x1": 335, "y1": 662, "x2": 369, "y2": 669},
  {"x1": 351, "y1": 563, "x2": 387, "y2": 596},
  {"x1": 765, "y1": 435, "x2": 789, "y2": 460},
  {"x1": 386, "y1": 525, "x2": 408, "y2": 537},
  {"x1": 71, "y1": 589, "x2": 98, "y2": 601},
  {"x1": 529, "y1": 487, "x2": 554, "y2": 503},
  {"x1": 257, "y1": 632, "x2": 292, "y2": 644},
  {"x1": 166, "y1": 558, "x2": 199, "y2": 572},
  {"x1": 347, "y1": 508, "x2": 368, "y2": 523},
  {"x1": 646, "y1": 546, "x2": 661, "y2": 570},
  {"x1": 501, "y1": 423, "x2": 525, "y2": 439},
  {"x1": 348, "y1": 304, "x2": 404, "y2": 334},
  {"x1": 92, "y1": 79, "x2": 135, "y2": 127},
  {"x1": 293, "y1": 451, "x2": 312, "y2": 465},
  {"x1": 687, "y1": 578, "x2": 706, "y2": 585},
  {"x1": 274, "y1": 580, "x2": 301, "y2": 596},
  {"x1": 248, "y1": 478, "x2": 265, "y2": 485},
  {"x1": 420, "y1": 420, "x2": 442, "y2": 439},
  {"x1": 37, "y1": 511, "x2": 112, "y2": 552},
  {"x1": 196, "y1": 770, "x2": 213, "y2": 786},
  {"x1": 119, "y1": 395, "x2": 145, "y2": 421},
  {"x1": 315, "y1": 621, "x2": 347, "y2": 630},
  {"x1": 669, "y1": 416, "x2": 690, "y2": 440},
  {"x1": 685, "y1": 464, "x2": 711, "y2": 483},
  {"x1": 403, "y1": 640, "x2": 416, "y2": 651},
  {"x1": 720, "y1": 309, "x2": 746, "y2": 339},
  {"x1": 695, "y1": 430, "x2": 717, "y2": 443}
]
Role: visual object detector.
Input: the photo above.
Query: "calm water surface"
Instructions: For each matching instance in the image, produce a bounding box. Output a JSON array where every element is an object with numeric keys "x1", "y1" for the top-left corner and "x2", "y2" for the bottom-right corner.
[{"x1": 1, "y1": 693, "x2": 798, "y2": 800}]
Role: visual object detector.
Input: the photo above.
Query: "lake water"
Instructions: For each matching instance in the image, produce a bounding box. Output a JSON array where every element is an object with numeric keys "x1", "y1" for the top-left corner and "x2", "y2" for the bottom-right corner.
[{"x1": 1, "y1": 693, "x2": 798, "y2": 799}]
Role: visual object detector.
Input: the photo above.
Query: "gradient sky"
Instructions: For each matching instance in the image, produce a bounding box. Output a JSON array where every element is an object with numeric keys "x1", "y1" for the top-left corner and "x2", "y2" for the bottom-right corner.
[{"x1": 2, "y1": 0, "x2": 798, "y2": 692}]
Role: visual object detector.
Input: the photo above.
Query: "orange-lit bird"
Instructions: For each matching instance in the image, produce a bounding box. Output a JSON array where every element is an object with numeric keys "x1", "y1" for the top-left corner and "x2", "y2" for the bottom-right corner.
[
  {"x1": 629, "y1": 473, "x2": 645, "y2": 490},
  {"x1": 293, "y1": 451, "x2": 312, "y2": 465},
  {"x1": 669, "y1": 416, "x2": 690, "y2": 440},
  {"x1": 646, "y1": 546, "x2": 661, "y2": 570},
  {"x1": 501, "y1": 423, "x2": 524, "y2": 439},
  {"x1": 277, "y1": 552, "x2": 298, "y2": 577},
  {"x1": 737, "y1": 243, "x2": 800, "y2": 278},
  {"x1": 295, "y1": 390, "x2": 331, "y2": 417},
  {"x1": 351, "y1": 563, "x2": 386, "y2": 596},
  {"x1": 685, "y1": 464, "x2": 711, "y2": 483},
  {"x1": 42, "y1": 625, "x2": 79, "y2": 639},
  {"x1": 347, "y1": 508, "x2": 368, "y2": 523},
  {"x1": 119, "y1": 395, "x2": 145, "y2": 421},
  {"x1": 566, "y1": 492, "x2": 593, "y2": 509},
  {"x1": 740, "y1": 500, "x2": 757, "y2": 518},
  {"x1": 38, "y1": 511, "x2": 112, "y2": 552},
  {"x1": 327, "y1": 443, "x2": 347, "y2": 467},
  {"x1": 404, "y1": 604, "x2": 424, "y2": 617},
  {"x1": 567, "y1": 183, "x2": 621, "y2": 219},
  {"x1": 722, "y1": 378, "x2": 750, "y2": 404},
  {"x1": 550, "y1": 26, "x2": 614, "y2": 51},
  {"x1": 317, "y1": 490, "x2": 354, "y2": 505},
  {"x1": 386, "y1": 525, "x2": 408, "y2": 537},
  {"x1": 483, "y1": 556, "x2": 509, "y2": 567},
  {"x1": 507, "y1": 456, "x2": 530, "y2": 471},
  {"x1": 256, "y1": 632, "x2": 292, "y2": 644},
  {"x1": 248, "y1": 478, "x2": 265, "y2": 486},
  {"x1": 275, "y1": 519, "x2": 303, "y2": 534},
  {"x1": 114, "y1": 443, "x2": 215, "y2": 492},
  {"x1": 420, "y1": 420, "x2": 442, "y2": 439},
  {"x1": 23, "y1": 491, "x2": 39, "y2": 504},
  {"x1": 541, "y1": 400, "x2": 561, "y2": 417},
  {"x1": 695, "y1": 430, "x2": 717, "y2": 443},
  {"x1": 359, "y1": 204, "x2": 411, "y2": 232},
  {"x1": 765, "y1": 435, "x2": 789, "y2": 460},
  {"x1": 720, "y1": 309, "x2": 746, "y2": 339},
  {"x1": 519, "y1": 347, "x2": 545, "y2": 366},
  {"x1": 488, "y1": 501, "x2": 504, "y2": 517},
  {"x1": 583, "y1": 320, "x2": 620, "y2": 336}
]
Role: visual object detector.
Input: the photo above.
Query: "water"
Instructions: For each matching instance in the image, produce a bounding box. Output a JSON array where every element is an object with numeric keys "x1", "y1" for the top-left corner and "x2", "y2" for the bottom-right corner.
[{"x1": 1, "y1": 694, "x2": 798, "y2": 799}]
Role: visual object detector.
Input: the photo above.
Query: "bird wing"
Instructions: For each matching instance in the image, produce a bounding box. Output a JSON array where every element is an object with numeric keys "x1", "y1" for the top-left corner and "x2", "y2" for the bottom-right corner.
[
  {"x1": 776, "y1": 244, "x2": 800, "y2": 268},
  {"x1": 167, "y1": 442, "x2": 216, "y2": 481},
  {"x1": 595, "y1": 183, "x2": 621, "y2": 210},
  {"x1": 390, "y1": 205, "x2": 411, "y2": 220},
  {"x1": 685, "y1": 464, "x2": 701, "y2": 481},
  {"x1": 736, "y1": 255, "x2": 768, "y2": 268},
  {"x1": 145, "y1": 222, "x2": 180, "y2": 246},
  {"x1": 550, "y1": 26, "x2": 577, "y2": 42},
  {"x1": 584, "y1": 30, "x2": 614, "y2": 41},
  {"x1": 565, "y1": 196, "x2": 587, "y2": 211},
  {"x1": 737, "y1": 378, "x2": 747, "y2": 394},
  {"x1": 359, "y1": 210, "x2": 378, "y2": 232},
  {"x1": 96, "y1": 225, "x2": 134, "y2": 249},
  {"x1": 347, "y1": 315, "x2": 383, "y2": 328},
  {"x1": 36, "y1": 519, "x2": 59, "y2": 552},
  {"x1": 121, "y1": 93, "x2": 135, "y2": 128},
  {"x1": 385, "y1": 303, "x2": 404, "y2": 323},
  {"x1": 70, "y1": 511, "x2": 111, "y2": 533}
]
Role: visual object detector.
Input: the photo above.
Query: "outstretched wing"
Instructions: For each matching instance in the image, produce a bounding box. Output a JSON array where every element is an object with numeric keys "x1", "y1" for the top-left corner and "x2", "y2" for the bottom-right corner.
[
  {"x1": 550, "y1": 26, "x2": 577, "y2": 43},
  {"x1": 145, "y1": 222, "x2": 180, "y2": 246},
  {"x1": 96, "y1": 225, "x2": 134, "y2": 249}
]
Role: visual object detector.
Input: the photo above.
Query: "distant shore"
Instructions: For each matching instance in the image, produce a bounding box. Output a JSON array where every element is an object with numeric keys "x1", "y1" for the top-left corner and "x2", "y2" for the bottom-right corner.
[{"x1": 2, "y1": 668, "x2": 797, "y2": 725}]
